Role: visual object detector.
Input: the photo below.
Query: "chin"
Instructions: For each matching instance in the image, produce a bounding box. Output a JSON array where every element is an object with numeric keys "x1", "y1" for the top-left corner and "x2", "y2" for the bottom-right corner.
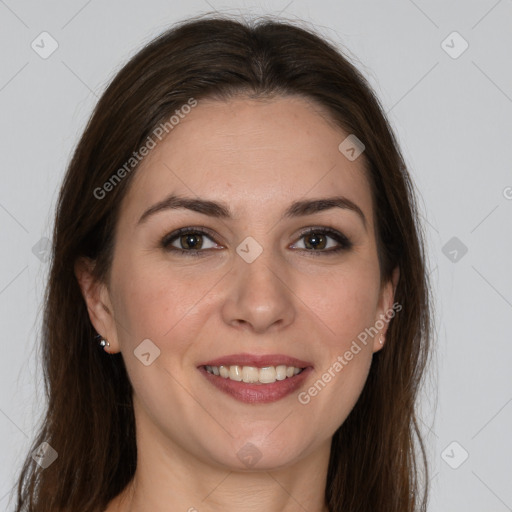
[{"x1": 201, "y1": 433, "x2": 314, "y2": 472}]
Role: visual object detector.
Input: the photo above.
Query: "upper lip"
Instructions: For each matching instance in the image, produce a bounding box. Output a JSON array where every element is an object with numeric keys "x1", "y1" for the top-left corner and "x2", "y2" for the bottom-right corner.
[{"x1": 199, "y1": 353, "x2": 312, "y2": 368}]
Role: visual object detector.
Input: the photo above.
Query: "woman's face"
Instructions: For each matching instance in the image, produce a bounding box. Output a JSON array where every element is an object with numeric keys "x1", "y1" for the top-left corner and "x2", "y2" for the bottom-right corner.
[{"x1": 82, "y1": 95, "x2": 397, "y2": 471}]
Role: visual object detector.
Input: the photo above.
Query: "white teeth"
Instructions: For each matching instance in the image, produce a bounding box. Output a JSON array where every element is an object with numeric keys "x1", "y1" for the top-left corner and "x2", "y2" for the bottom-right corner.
[
  {"x1": 205, "y1": 364, "x2": 304, "y2": 383},
  {"x1": 275, "y1": 365, "x2": 287, "y2": 381},
  {"x1": 229, "y1": 365, "x2": 243, "y2": 381},
  {"x1": 259, "y1": 366, "x2": 277, "y2": 384},
  {"x1": 242, "y1": 366, "x2": 259, "y2": 383}
]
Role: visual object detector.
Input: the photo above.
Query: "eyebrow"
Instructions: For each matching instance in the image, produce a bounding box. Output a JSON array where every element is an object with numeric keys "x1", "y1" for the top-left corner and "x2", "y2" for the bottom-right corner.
[{"x1": 137, "y1": 194, "x2": 367, "y2": 230}]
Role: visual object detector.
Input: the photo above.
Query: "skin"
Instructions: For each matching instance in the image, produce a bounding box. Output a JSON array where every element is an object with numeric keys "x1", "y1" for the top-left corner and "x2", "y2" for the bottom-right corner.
[{"x1": 76, "y1": 95, "x2": 399, "y2": 512}]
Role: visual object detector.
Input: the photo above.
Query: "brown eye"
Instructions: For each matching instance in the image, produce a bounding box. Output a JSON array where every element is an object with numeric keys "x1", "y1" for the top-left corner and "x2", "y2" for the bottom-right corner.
[
  {"x1": 303, "y1": 232, "x2": 328, "y2": 250},
  {"x1": 179, "y1": 233, "x2": 204, "y2": 250},
  {"x1": 291, "y1": 228, "x2": 352, "y2": 254},
  {"x1": 161, "y1": 228, "x2": 220, "y2": 256}
]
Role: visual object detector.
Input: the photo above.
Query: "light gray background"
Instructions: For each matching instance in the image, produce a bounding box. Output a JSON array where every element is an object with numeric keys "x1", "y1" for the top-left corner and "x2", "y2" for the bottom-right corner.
[{"x1": 1, "y1": 1, "x2": 511, "y2": 510}]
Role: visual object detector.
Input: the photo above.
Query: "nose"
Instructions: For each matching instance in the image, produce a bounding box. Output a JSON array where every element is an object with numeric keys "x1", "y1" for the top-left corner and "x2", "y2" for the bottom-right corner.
[{"x1": 221, "y1": 250, "x2": 296, "y2": 334}]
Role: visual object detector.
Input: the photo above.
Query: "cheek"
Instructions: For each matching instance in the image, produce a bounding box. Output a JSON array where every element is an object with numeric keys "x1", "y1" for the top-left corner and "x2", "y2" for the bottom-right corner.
[
  {"x1": 111, "y1": 255, "x2": 211, "y2": 340},
  {"x1": 110, "y1": 255, "x2": 226, "y2": 386},
  {"x1": 307, "y1": 265, "x2": 381, "y2": 349},
  {"x1": 299, "y1": 263, "x2": 379, "y2": 414}
]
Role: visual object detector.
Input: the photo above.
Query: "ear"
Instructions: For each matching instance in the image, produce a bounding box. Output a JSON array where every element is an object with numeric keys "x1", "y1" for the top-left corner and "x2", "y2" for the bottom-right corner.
[
  {"x1": 74, "y1": 256, "x2": 120, "y2": 353},
  {"x1": 372, "y1": 266, "x2": 400, "y2": 353}
]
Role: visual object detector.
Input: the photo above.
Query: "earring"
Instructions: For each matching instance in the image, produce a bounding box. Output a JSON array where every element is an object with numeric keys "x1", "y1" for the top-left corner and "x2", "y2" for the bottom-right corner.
[
  {"x1": 379, "y1": 334, "x2": 385, "y2": 345},
  {"x1": 95, "y1": 333, "x2": 110, "y2": 350}
]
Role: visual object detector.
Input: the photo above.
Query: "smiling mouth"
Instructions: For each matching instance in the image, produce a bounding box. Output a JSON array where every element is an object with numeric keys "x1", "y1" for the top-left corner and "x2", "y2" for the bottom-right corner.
[{"x1": 202, "y1": 364, "x2": 305, "y2": 384}]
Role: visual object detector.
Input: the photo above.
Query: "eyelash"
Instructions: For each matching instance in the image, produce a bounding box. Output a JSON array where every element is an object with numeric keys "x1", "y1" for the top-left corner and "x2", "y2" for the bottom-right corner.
[{"x1": 160, "y1": 226, "x2": 353, "y2": 257}]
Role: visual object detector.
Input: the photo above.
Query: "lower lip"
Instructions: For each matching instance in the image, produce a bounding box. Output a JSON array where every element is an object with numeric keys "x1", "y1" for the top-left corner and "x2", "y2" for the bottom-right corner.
[{"x1": 198, "y1": 366, "x2": 313, "y2": 404}]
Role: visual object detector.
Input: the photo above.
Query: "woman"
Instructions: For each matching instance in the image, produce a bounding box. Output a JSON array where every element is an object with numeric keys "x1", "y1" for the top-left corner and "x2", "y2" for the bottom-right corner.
[{"x1": 14, "y1": 14, "x2": 432, "y2": 512}]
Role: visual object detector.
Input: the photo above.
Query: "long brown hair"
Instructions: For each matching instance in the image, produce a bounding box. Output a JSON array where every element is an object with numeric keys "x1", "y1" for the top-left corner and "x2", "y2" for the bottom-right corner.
[{"x1": 13, "y1": 13, "x2": 433, "y2": 512}]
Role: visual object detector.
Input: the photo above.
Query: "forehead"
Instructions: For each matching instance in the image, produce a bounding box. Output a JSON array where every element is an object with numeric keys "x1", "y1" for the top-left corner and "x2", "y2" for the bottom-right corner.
[{"x1": 119, "y1": 95, "x2": 373, "y2": 227}]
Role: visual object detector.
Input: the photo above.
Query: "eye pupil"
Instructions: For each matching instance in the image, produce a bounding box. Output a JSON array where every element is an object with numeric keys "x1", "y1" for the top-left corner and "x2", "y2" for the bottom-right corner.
[
  {"x1": 181, "y1": 233, "x2": 202, "y2": 249},
  {"x1": 304, "y1": 232, "x2": 326, "y2": 250}
]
